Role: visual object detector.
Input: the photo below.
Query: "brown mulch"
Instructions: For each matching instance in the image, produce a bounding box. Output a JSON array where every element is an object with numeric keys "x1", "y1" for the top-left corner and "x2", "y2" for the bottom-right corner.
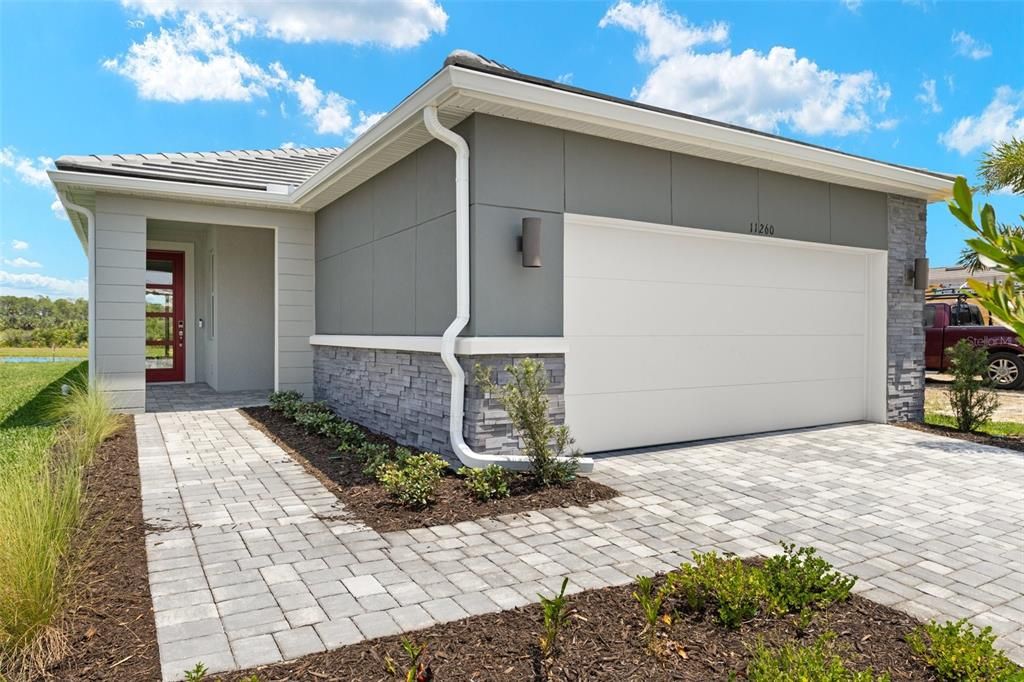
[
  {"x1": 46, "y1": 420, "x2": 161, "y2": 681},
  {"x1": 223, "y1": 579, "x2": 939, "y2": 681},
  {"x1": 897, "y1": 420, "x2": 1024, "y2": 453},
  {"x1": 241, "y1": 406, "x2": 620, "y2": 534}
]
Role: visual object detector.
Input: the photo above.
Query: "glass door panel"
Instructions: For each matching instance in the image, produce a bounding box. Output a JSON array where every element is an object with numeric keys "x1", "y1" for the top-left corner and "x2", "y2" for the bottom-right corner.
[{"x1": 145, "y1": 251, "x2": 185, "y2": 382}]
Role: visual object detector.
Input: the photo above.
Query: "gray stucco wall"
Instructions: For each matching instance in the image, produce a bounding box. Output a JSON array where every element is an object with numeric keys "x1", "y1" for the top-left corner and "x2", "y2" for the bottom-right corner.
[
  {"x1": 213, "y1": 225, "x2": 275, "y2": 391},
  {"x1": 885, "y1": 195, "x2": 927, "y2": 421},
  {"x1": 313, "y1": 346, "x2": 565, "y2": 457},
  {"x1": 315, "y1": 113, "x2": 891, "y2": 338}
]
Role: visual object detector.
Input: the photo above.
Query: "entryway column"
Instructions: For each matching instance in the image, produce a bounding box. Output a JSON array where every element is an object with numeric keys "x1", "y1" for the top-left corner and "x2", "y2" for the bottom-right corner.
[{"x1": 275, "y1": 223, "x2": 315, "y2": 396}]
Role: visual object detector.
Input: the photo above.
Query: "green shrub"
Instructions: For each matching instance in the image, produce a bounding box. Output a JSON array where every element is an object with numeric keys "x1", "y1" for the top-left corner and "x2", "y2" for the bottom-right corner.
[
  {"x1": 377, "y1": 453, "x2": 448, "y2": 507},
  {"x1": 747, "y1": 632, "x2": 890, "y2": 681},
  {"x1": 763, "y1": 542, "x2": 856, "y2": 614},
  {"x1": 666, "y1": 551, "x2": 764, "y2": 629},
  {"x1": 50, "y1": 380, "x2": 120, "y2": 467},
  {"x1": 293, "y1": 402, "x2": 336, "y2": 436},
  {"x1": 907, "y1": 619, "x2": 1021, "y2": 681},
  {"x1": 946, "y1": 339, "x2": 1000, "y2": 432},
  {"x1": 268, "y1": 390, "x2": 303, "y2": 417},
  {"x1": 538, "y1": 577, "x2": 570, "y2": 659},
  {"x1": 632, "y1": 575, "x2": 670, "y2": 644},
  {"x1": 328, "y1": 420, "x2": 367, "y2": 450},
  {"x1": 474, "y1": 358, "x2": 579, "y2": 487},
  {"x1": 459, "y1": 464, "x2": 512, "y2": 501},
  {"x1": 357, "y1": 443, "x2": 412, "y2": 479}
]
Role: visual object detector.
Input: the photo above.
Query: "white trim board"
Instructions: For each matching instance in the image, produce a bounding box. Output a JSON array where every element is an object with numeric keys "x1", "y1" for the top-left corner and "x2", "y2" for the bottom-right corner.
[{"x1": 309, "y1": 335, "x2": 569, "y2": 356}]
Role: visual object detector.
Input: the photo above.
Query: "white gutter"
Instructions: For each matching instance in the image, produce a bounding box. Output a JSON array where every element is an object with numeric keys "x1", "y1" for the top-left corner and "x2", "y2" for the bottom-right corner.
[
  {"x1": 61, "y1": 193, "x2": 96, "y2": 383},
  {"x1": 422, "y1": 106, "x2": 592, "y2": 473}
]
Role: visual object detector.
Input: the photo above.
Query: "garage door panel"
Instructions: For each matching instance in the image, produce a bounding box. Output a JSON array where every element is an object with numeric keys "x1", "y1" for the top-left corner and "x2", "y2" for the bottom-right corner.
[
  {"x1": 565, "y1": 223, "x2": 868, "y2": 293},
  {"x1": 567, "y1": 334, "x2": 865, "y2": 395},
  {"x1": 568, "y1": 377, "x2": 867, "y2": 453},
  {"x1": 564, "y1": 277, "x2": 866, "y2": 338}
]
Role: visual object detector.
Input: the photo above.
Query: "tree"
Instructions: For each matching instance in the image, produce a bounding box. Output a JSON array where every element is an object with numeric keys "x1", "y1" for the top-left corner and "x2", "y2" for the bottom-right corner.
[
  {"x1": 957, "y1": 224, "x2": 1024, "y2": 273},
  {"x1": 980, "y1": 137, "x2": 1024, "y2": 195},
  {"x1": 948, "y1": 177, "x2": 1024, "y2": 338}
]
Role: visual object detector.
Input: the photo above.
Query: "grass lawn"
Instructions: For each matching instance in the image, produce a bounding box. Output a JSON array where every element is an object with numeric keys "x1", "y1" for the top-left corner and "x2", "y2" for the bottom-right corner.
[
  {"x1": 0, "y1": 361, "x2": 87, "y2": 465},
  {"x1": 924, "y1": 411, "x2": 1024, "y2": 437},
  {"x1": 0, "y1": 346, "x2": 88, "y2": 358}
]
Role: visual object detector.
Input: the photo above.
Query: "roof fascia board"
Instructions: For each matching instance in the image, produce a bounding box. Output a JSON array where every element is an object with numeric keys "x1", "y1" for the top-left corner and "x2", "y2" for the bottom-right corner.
[
  {"x1": 290, "y1": 68, "x2": 455, "y2": 207},
  {"x1": 48, "y1": 169, "x2": 299, "y2": 209},
  {"x1": 447, "y1": 67, "x2": 954, "y2": 201}
]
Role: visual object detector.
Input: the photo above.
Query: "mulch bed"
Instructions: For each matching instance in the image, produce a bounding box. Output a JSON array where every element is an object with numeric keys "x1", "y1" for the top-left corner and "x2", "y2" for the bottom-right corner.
[
  {"x1": 897, "y1": 420, "x2": 1024, "y2": 453},
  {"x1": 223, "y1": 579, "x2": 939, "y2": 681},
  {"x1": 46, "y1": 420, "x2": 161, "y2": 681},
  {"x1": 241, "y1": 406, "x2": 619, "y2": 534}
]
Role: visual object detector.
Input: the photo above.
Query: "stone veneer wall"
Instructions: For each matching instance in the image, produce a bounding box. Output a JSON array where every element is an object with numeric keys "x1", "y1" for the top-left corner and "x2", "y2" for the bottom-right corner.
[
  {"x1": 312, "y1": 345, "x2": 565, "y2": 457},
  {"x1": 886, "y1": 194, "x2": 927, "y2": 422}
]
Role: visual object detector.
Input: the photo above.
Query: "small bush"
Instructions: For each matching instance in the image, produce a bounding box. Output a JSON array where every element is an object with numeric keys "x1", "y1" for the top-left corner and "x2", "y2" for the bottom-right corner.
[
  {"x1": 377, "y1": 453, "x2": 448, "y2": 508},
  {"x1": 459, "y1": 464, "x2": 512, "y2": 501},
  {"x1": 666, "y1": 551, "x2": 764, "y2": 629},
  {"x1": 357, "y1": 443, "x2": 412, "y2": 479},
  {"x1": 907, "y1": 619, "x2": 1021, "y2": 681},
  {"x1": 946, "y1": 340, "x2": 1000, "y2": 432},
  {"x1": 268, "y1": 390, "x2": 303, "y2": 418},
  {"x1": 747, "y1": 632, "x2": 890, "y2": 681},
  {"x1": 633, "y1": 575, "x2": 670, "y2": 644},
  {"x1": 293, "y1": 403, "x2": 336, "y2": 436},
  {"x1": 763, "y1": 542, "x2": 856, "y2": 614},
  {"x1": 538, "y1": 577, "x2": 570, "y2": 659},
  {"x1": 328, "y1": 420, "x2": 367, "y2": 450},
  {"x1": 474, "y1": 358, "x2": 579, "y2": 487}
]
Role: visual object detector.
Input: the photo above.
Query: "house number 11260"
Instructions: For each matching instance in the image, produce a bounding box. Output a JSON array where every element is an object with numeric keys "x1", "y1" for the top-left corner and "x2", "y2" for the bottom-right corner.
[{"x1": 749, "y1": 222, "x2": 775, "y2": 236}]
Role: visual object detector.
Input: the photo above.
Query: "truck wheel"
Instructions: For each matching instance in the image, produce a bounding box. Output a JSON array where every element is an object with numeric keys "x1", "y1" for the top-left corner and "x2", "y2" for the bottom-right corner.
[{"x1": 987, "y1": 352, "x2": 1024, "y2": 390}]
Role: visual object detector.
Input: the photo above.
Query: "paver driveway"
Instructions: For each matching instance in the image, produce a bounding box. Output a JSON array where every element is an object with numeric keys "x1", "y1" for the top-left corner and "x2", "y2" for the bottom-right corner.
[{"x1": 136, "y1": 409, "x2": 1024, "y2": 681}]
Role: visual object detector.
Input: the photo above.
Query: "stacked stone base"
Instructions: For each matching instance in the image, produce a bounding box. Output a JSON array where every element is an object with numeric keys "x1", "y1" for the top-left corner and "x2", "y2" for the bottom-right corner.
[
  {"x1": 886, "y1": 195, "x2": 927, "y2": 422},
  {"x1": 313, "y1": 345, "x2": 565, "y2": 457}
]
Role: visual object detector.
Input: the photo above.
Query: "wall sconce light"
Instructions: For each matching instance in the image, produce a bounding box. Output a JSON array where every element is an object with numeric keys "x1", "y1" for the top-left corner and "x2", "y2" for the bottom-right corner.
[
  {"x1": 517, "y1": 217, "x2": 543, "y2": 268},
  {"x1": 909, "y1": 257, "x2": 929, "y2": 290}
]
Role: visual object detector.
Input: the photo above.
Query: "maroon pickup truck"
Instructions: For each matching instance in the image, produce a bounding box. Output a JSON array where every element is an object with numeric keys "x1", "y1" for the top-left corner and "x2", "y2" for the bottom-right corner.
[{"x1": 925, "y1": 300, "x2": 1024, "y2": 389}]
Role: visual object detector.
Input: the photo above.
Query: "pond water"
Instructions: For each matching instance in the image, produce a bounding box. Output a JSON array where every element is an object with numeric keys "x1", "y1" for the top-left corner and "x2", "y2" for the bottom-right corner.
[{"x1": 0, "y1": 356, "x2": 81, "y2": 363}]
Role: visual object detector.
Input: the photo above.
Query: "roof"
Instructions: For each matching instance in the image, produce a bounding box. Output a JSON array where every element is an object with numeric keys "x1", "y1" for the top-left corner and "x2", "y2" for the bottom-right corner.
[
  {"x1": 55, "y1": 146, "x2": 343, "y2": 192},
  {"x1": 49, "y1": 50, "x2": 956, "y2": 219}
]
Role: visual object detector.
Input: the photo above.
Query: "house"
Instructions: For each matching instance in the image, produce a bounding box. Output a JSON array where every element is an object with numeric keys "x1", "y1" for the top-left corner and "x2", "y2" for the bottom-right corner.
[{"x1": 49, "y1": 51, "x2": 954, "y2": 467}]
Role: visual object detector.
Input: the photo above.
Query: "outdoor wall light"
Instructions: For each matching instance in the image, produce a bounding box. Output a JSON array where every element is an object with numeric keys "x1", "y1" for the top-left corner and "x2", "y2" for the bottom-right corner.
[
  {"x1": 909, "y1": 257, "x2": 929, "y2": 290},
  {"x1": 518, "y1": 217, "x2": 543, "y2": 268}
]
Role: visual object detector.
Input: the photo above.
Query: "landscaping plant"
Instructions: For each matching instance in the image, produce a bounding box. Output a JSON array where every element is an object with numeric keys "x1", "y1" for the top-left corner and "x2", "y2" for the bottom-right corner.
[
  {"x1": 268, "y1": 390, "x2": 304, "y2": 418},
  {"x1": 538, "y1": 577, "x2": 571, "y2": 659},
  {"x1": 632, "y1": 575, "x2": 670, "y2": 646},
  {"x1": 398, "y1": 638, "x2": 431, "y2": 682},
  {"x1": 747, "y1": 632, "x2": 891, "y2": 682},
  {"x1": 907, "y1": 619, "x2": 1022, "y2": 682},
  {"x1": 946, "y1": 339, "x2": 1000, "y2": 432},
  {"x1": 183, "y1": 662, "x2": 208, "y2": 681},
  {"x1": 359, "y1": 443, "x2": 412, "y2": 479},
  {"x1": 667, "y1": 551, "x2": 765, "y2": 629},
  {"x1": 762, "y1": 542, "x2": 856, "y2": 614},
  {"x1": 377, "y1": 453, "x2": 448, "y2": 508},
  {"x1": 49, "y1": 379, "x2": 121, "y2": 467},
  {"x1": 474, "y1": 358, "x2": 579, "y2": 486},
  {"x1": 329, "y1": 419, "x2": 368, "y2": 451},
  {"x1": 293, "y1": 401, "x2": 336, "y2": 435},
  {"x1": 459, "y1": 464, "x2": 512, "y2": 501}
]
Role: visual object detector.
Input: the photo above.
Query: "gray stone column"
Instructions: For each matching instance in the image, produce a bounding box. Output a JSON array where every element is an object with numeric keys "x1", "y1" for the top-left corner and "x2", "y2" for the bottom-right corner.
[{"x1": 886, "y1": 195, "x2": 927, "y2": 422}]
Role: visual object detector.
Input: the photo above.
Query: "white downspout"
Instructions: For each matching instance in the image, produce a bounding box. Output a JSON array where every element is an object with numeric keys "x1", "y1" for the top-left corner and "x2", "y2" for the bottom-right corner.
[
  {"x1": 62, "y1": 193, "x2": 97, "y2": 384},
  {"x1": 422, "y1": 107, "x2": 592, "y2": 473}
]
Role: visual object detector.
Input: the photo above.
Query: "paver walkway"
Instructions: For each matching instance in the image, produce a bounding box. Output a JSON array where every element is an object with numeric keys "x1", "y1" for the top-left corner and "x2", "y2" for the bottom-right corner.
[{"x1": 136, "y1": 409, "x2": 1024, "y2": 681}]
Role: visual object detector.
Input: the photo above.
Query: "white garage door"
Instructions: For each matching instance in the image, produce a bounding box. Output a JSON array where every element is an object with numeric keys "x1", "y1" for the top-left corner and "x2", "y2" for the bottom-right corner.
[{"x1": 563, "y1": 214, "x2": 888, "y2": 453}]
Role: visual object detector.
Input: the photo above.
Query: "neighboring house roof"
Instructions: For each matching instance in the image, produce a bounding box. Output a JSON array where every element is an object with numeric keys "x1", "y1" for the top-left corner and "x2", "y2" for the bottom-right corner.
[
  {"x1": 50, "y1": 49, "x2": 957, "y2": 225},
  {"x1": 55, "y1": 147, "x2": 343, "y2": 192}
]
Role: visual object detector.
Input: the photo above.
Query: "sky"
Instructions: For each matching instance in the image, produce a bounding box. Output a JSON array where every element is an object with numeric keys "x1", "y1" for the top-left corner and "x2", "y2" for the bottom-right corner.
[{"x1": 1, "y1": 0, "x2": 1022, "y2": 300}]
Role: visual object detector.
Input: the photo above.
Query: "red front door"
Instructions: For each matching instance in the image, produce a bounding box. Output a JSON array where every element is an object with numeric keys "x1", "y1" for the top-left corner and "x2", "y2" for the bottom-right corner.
[{"x1": 145, "y1": 250, "x2": 185, "y2": 382}]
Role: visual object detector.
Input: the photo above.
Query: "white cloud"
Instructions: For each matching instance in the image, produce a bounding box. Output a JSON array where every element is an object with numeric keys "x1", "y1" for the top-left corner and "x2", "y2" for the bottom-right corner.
[
  {"x1": 600, "y1": 1, "x2": 891, "y2": 136},
  {"x1": 352, "y1": 111, "x2": 386, "y2": 137},
  {"x1": 840, "y1": 0, "x2": 863, "y2": 11},
  {"x1": 952, "y1": 31, "x2": 992, "y2": 60},
  {"x1": 120, "y1": 0, "x2": 447, "y2": 48},
  {"x1": 877, "y1": 118, "x2": 900, "y2": 131},
  {"x1": 103, "y1": 13, "x2": 279, "y2": 102},
  {"x1": 11, "y1": 240, "x2": 29, "y2": 251},
  {"x1": 940, "y1": 86, "x2": 1024, "y2": 155},
  {"x1": 555, "y1": 72, "x2": 574, "y2": 84},
  {"x1": 51, "y1": 195, "x2": 68, "y2": 221},
  {"x1": 280, "y1": 141, "x2": 297, "y2": 150},
  {"x1": 105, "y1": 12, "x2": 374, "y2": 138},
  {"x1": 0, "y1": 271, "x2": 88, "y2": 299},
  {"x1": 0, "y1": 147, "x2": 55, "y2": 187},
  {"x1": 3, "y1": 257, "x2": 42, "y2": 269},
  {"x1": 916, "y1": 78, "x2": 941, "y2": 113}
]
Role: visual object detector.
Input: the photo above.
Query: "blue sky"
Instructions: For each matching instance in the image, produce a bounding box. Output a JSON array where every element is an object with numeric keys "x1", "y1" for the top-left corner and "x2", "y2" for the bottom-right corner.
[{"x1": 1, "y1": 0, "x2": 1021, "y2": 299}]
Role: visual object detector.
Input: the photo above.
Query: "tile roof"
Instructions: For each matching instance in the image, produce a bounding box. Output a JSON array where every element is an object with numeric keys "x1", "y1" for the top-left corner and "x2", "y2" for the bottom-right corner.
[{"x1": 54, "y1": 146, "x2": 344, "y2": 193}]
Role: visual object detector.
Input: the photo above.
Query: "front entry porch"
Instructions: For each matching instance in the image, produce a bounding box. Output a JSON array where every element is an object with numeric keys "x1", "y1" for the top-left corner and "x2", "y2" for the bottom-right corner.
[{"x1": 146, "y1": 382, "x2": 268, "y2": 413}]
